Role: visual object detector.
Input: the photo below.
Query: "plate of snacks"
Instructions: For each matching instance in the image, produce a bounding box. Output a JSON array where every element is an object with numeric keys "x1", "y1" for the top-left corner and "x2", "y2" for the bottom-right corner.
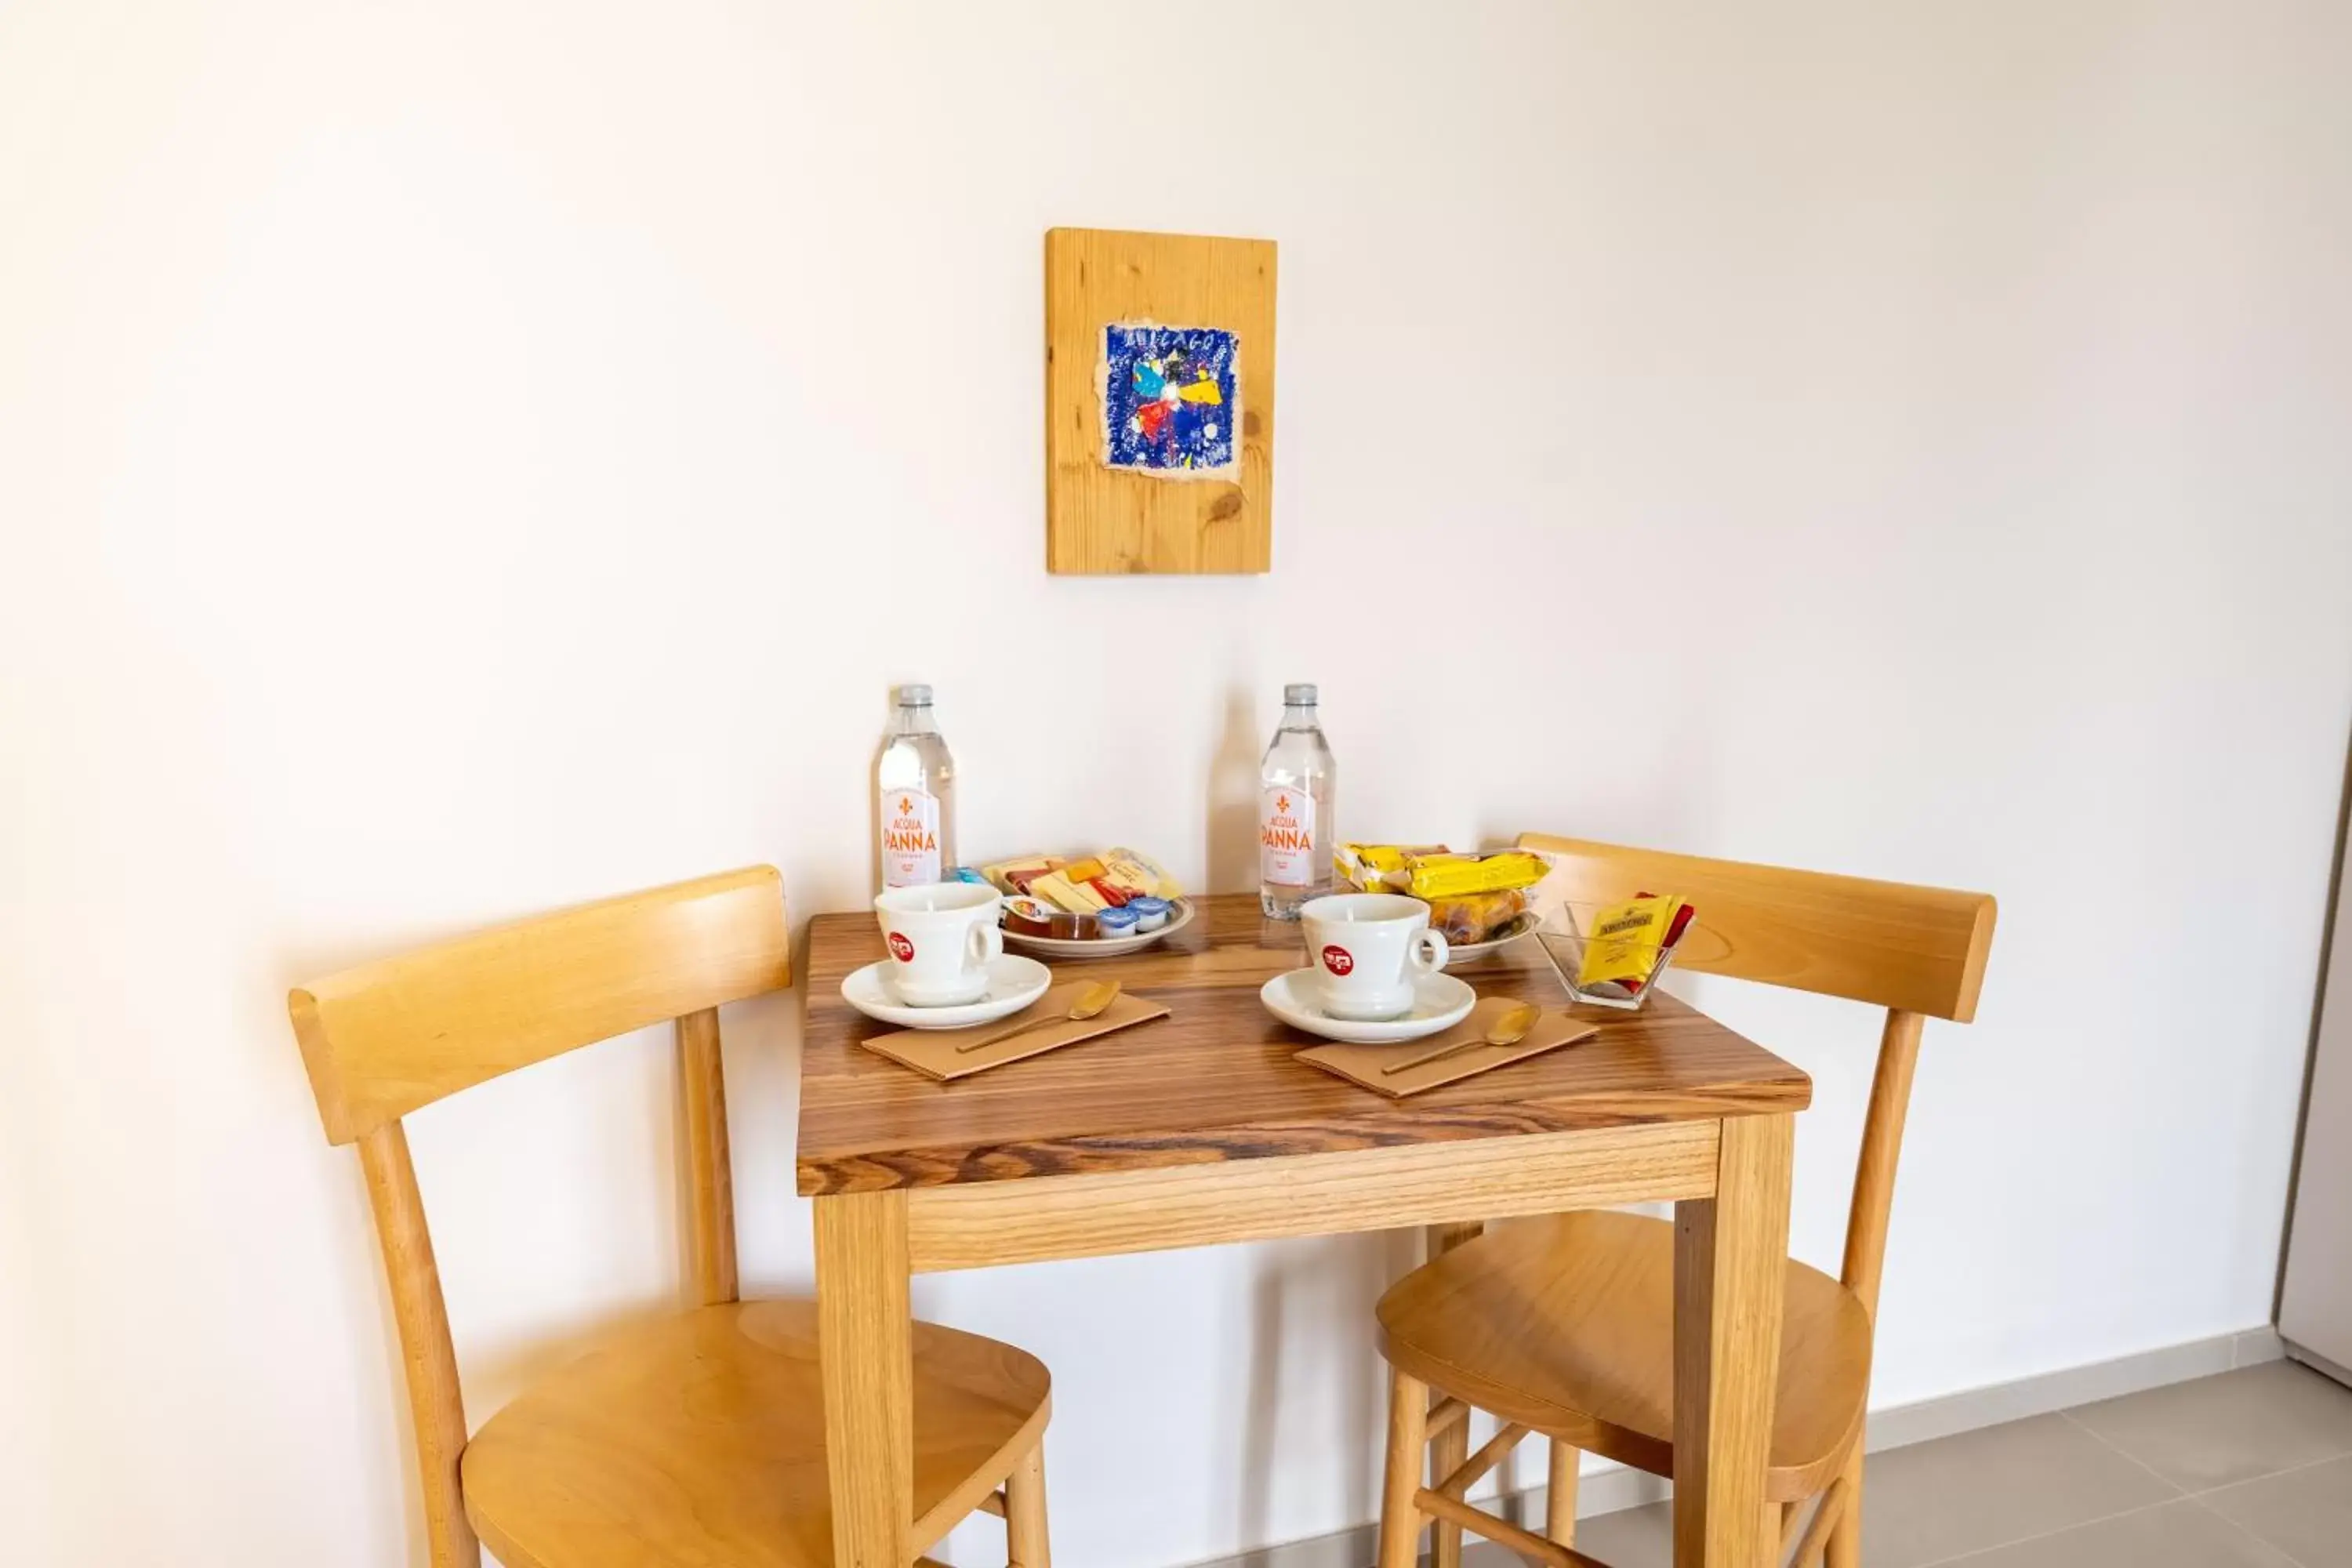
[
  {"x1": 1439, "y1": 908, "x2": 1541, "y2": 961},
  {"x1": 963, "y1": 848, "x2": 1195, "y2": 959},
  {"x1": 1334, "y1": 844, "x2": 1549, "y2": 960}
]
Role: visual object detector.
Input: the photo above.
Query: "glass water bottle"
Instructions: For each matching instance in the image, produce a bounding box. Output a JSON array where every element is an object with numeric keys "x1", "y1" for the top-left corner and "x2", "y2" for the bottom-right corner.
[
  {"x1": 1259, "y1": 684, "x2": 1335, "y2": 920},
  {"x1": 876, "y1": 684, "x2": 956, "y2": 889}
]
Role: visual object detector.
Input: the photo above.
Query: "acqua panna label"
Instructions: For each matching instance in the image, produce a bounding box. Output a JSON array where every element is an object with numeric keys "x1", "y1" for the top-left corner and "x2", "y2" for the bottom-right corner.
[
  {"x1": 1260, "y1": 786, "x2": 1317, "y2": 887},
  {"x1": 879, "y1": 788, "x2": 942, "y2": 887}
]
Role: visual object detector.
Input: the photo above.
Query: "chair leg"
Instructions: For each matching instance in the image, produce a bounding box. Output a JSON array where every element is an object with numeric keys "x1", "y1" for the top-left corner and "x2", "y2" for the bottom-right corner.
[
  {"x1": 1377, "y1": 1366, "x2": 1430, "y2": 1568},
  {"x1": 1005, "y1": 1441, "x2": 1050, "y2": 1568},
  {"x1": 1823, "y1": 1449, "x2": 1863, "y2": 1568},
  {"x1": 1421, "y1": 1222, "x2": 1483, "y2": 1568},
  {"x1": 1545, "y1": 1439, "x2": 1580, "y2": 1545},
  {"x1": 1785, "y1": 1484, "x2": 1842, "y2": 1568},
  {"x1": 1430, "y1": 1395, "x2": 1468, "y2": 1568}
]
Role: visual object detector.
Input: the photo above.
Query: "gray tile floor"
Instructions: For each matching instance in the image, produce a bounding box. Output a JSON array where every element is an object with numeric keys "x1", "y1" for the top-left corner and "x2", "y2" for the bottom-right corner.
[{"x1": 1465, "y1": 1359, "x2": 2352, "y2": 1567}]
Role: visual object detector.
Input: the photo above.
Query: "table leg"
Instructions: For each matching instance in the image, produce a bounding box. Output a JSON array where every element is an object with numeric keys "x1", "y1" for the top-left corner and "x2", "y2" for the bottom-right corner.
[
  {"x1": 1423, "y1": 1221, "x2": 1483, "y2": 1568},
  {"x1": 1673, "y1": 1113, "x2": 1793, "y2": 1568},
  {"x1": 815, "y1": 1189, "x2": 914, "y2": 1567}
]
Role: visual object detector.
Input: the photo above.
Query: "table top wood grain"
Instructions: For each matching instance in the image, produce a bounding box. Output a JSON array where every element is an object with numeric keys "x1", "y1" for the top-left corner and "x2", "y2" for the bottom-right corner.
[{"x1": 797, "y1": 895, "x2": 1810, "y2": 1196}]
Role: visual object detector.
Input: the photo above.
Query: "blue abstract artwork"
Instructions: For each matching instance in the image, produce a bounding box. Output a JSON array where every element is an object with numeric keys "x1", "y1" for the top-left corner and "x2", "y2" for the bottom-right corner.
[{"x1": 1100, "y1": 323, "x2": 1239, "y2": 474}]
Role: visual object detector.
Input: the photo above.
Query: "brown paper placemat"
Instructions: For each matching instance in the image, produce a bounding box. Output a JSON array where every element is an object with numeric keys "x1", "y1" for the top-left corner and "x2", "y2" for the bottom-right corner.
[
  {"x1": 857, "y1": 984, "x2": 1171, "y2": 1081},
  {"x1": 1295, "y1": 997, "x2": 1598, "y2": 1098}
]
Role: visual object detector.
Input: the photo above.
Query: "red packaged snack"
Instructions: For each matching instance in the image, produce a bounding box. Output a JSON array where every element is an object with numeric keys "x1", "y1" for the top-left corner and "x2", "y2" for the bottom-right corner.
[{"x1": 982, "y1": 855, "x2": 1065, "y2": 895}]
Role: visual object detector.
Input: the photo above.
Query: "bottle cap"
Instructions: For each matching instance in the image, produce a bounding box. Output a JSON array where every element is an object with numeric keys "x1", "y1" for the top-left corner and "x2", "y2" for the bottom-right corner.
[
  {"x1": 1283, "y1": 684, "x2": 1318, "y2": 706},
  {"x1": 897, "y1": 684, "x2": 934, "y2": 706}
]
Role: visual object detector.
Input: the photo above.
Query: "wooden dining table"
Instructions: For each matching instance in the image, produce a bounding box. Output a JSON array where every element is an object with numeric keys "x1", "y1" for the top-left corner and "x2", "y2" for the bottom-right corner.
[{"x1": 798, "y1": 894, "x2": 1813, "y2": 1567}]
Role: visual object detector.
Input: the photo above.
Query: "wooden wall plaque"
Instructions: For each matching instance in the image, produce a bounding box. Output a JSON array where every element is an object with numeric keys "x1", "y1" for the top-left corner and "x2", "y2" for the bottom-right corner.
[{"x1": 1044, "y1": 227, "x2": 1276, "y2": 575}]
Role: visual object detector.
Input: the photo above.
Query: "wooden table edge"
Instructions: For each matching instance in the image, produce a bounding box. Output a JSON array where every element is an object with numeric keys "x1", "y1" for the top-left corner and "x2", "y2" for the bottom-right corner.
[
  {"x1": 882, "y1": 1118, "x2": 1726, "y2": 1272},
  {"x1": 794, "y1": 1083, "x2": 1807, "y2": 1197}
]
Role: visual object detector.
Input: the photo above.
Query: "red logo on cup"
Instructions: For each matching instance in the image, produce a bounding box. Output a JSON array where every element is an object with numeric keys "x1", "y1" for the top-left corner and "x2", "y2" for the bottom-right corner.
[
  {"x1": 1320, "y1": 944, "x2": 1355, "y2": 976},
  {"x1": 887, "y1": 932, "x2": 915, "y2": 963}
]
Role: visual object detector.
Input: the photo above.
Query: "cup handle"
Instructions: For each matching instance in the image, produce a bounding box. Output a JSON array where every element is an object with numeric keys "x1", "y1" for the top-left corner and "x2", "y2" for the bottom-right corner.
[
  {"x1": 1410, "y1": 929, "x2": 1450, "y2": 976},
  {"x1": 967, "y1": 921, "x2": 1004, "y2": 969}
]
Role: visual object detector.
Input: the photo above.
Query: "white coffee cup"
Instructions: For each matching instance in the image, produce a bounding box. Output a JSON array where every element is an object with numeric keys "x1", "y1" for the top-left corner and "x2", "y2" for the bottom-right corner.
[
  {"x1": 1299, "y1": 892, "x2": 1450, "y2": 1021},
  {"x1": 873, "y1": 882, "x2": 1004, "y2": 1007}
]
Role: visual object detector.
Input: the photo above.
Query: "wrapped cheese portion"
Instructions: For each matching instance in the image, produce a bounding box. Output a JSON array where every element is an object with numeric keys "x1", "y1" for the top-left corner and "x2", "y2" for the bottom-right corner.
[
  {"x1": 1029, "y1": 869, "x2": 1111, "y2": 914},
  {"x1": 1102, "y1": 848, "x2": 1183, "y2": 901}
]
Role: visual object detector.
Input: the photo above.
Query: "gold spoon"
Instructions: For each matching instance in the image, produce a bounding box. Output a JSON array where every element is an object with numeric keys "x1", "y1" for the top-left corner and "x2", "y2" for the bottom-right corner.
[
  {"x1": 1383, "y1": 1000, "x2": 1540, "y2": 1076},
  {"x1": 956, "y1": 979, "x2": 1123, "y2": 1054}
]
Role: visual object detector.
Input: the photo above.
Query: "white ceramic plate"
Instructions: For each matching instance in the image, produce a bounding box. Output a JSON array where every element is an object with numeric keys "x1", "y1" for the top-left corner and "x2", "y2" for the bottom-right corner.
[
  {"x1": 1258, "y1": 968, "x2": 1478, "y2": 1045},
  {"x1": 840, "y1": 954, "x2": 1053, "y2": 1030},
  {"x1": 1000, "y1": 897, "x2": 1197, "y2": 960},
  {"x1": 1443, "y1": 911, "x2": 1542, "y2": 964}
]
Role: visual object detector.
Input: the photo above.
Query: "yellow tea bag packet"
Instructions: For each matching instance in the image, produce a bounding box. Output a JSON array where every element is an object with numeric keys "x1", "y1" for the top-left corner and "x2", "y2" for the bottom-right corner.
[{"x1": 1577, "y1": 895, "x2": 1687, "y2": 990}]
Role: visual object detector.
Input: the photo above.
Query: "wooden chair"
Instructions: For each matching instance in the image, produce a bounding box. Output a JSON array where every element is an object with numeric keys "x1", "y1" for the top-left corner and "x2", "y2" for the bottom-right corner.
[
  {"x1": 1374, "y1": 836, "x2": 1996, "y2": 1568},
  {"x1": 289, "y1": 866, "x2": 1053, "y2": 1568}
]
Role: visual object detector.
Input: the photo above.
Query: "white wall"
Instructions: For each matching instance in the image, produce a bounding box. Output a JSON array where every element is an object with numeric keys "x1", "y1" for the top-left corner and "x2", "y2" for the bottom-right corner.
[{"x1": 5, "y1": 2, "x2": 2350, "y2": 1564}]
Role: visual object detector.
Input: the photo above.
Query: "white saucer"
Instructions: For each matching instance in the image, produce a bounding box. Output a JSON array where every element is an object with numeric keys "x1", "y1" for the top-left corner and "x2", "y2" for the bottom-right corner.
[
  {"x1": 1258, "y1": 969, "x2": 1478, "y2": 1044},
  {"x1": 841, "y1": 954, "x2": 1053, "y2": 1030}
]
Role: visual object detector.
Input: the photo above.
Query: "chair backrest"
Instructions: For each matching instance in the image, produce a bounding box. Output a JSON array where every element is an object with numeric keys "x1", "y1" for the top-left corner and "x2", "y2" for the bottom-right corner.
[
  {"x1": 289, "y1": 866, "x2": 791, "y2": 1568},
  {"x1": 1516, "y1": 834, "x2": 1995, "y2": 1316}
]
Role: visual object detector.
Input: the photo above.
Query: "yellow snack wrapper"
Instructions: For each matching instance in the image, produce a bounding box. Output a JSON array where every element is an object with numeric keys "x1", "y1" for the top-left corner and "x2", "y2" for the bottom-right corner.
[
  {"x1": 1576, "y1": 895, "x2": 1686, "y2": 990},
  {"x1": 1334, "y1": 843, "x2": 1450, "y2": 893},
  {"x1": 1403, "y1": 850, "x2": 1549, "y2": 902}
]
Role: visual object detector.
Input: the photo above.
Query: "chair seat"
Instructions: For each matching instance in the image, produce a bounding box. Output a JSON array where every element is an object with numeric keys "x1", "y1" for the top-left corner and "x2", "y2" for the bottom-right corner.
[
  {"x1": 1376, "y1": 1210, "x2": 1871, "y2": 1501},
  {"x1": 462, "y1": 1299, "x2": 1051, "y2": 1568}
]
